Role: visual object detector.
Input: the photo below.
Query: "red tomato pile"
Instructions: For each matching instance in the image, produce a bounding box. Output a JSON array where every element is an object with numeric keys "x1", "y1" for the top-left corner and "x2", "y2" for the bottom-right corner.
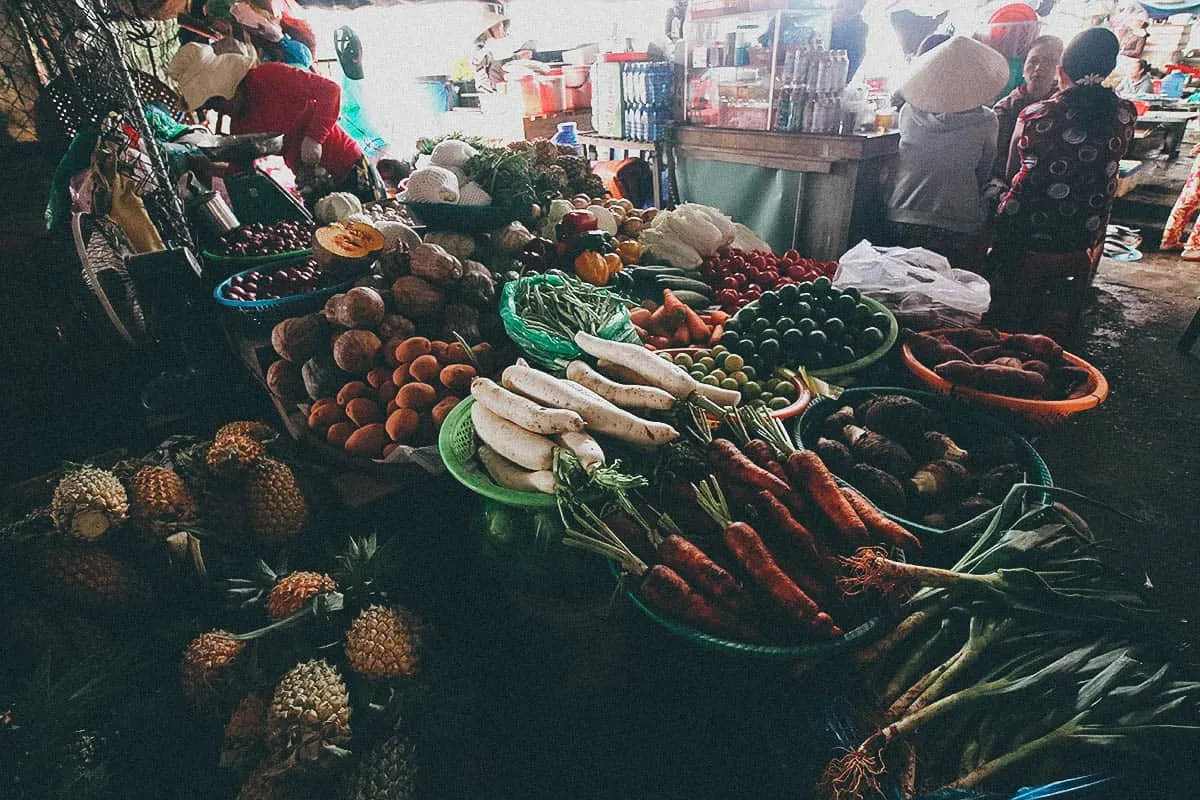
[{"x1": 699, "y1": 248, "x2": 839, "y2": 313}]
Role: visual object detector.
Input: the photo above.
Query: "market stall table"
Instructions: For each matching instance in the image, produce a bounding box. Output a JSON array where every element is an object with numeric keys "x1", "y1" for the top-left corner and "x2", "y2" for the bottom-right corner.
[
  {"x1": 1131, "y1": 109, "x2": 1198, "y2": 160},
  {"x1": 576, "y1": 132, "x2": 667, "y2": 208}
]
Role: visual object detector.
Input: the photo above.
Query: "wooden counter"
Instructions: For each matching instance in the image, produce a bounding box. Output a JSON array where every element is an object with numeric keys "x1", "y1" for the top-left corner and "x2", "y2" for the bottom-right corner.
[{"x1": 668, "y1": 126, "x2": 900, "y2": 261}]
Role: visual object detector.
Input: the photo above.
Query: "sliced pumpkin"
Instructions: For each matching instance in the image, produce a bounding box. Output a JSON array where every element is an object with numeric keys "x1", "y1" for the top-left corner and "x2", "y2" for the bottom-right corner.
[{"x1": 314, "y1": 221, "x2": 387, "y2": 272}]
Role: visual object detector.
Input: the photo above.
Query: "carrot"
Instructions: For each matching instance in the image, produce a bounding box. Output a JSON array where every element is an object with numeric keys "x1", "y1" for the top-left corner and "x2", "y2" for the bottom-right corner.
[
  {"x1": 657, "y1": 534, "x2": 748, "y2": 614},
  {"x1": 639, "y1": 564, "x2": 760, "y2": 640},
  {"x1": 742, "y1": 439, "x2": 805, "y2": 515},
  {"x1": 709, "y1": 323, "x2": 724, "y2": 346},
  {"x1": 706, "y1": 309, "x2": 730, "y2": 325},
  {"x1": 708, "y1": 438, "x2": 791, "y2": 497},
  {"x1": 696, "y1": 480, "x2": 841, "y2": 636},
  {"x1": 755, "y1": 490, "x2": 834, "y2": 570},
  {"x1": 786, "y1": 450, "x2": 868, "y2": 545},
  {"x1": 666, "y1": 289, "x2": 711, "y2": 342},
  {"x1": 629, "y1": 306, "x2": 653, "y2": 328},
  {"x1": 841, "y1": 487, "x2": 922, "y2": 551},
  {"x1": 675, "y1": 325, "x2": 692, "y2": 346}
]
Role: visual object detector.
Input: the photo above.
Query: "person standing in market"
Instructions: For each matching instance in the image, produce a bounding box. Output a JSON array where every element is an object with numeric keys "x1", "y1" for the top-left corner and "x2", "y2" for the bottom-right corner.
[
  {"x1": 884, "y1": 36, "x2": 1009, "y2": 270},
  {"x1": 1117, "y1": 59, "x2": 1155, "y2": 96},
  {"x1": 166, "y1": 42, "x2": 382, "y2": 206},
  {"x1": 470, "y1": 1, "x2": 533, "y2": 94},
  {"x1": 989, "y1": 27, "x2": 1137, "y2": 337},
  {"x1": 990, "y1": 35, "x2": 1063, "y2": 182}
]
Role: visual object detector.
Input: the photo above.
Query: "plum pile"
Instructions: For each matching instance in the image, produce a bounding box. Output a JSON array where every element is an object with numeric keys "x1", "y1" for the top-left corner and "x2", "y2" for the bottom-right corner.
[
  {"x1": 221, "y1": 259, "x2": 339, "y2": 302},
  {"x1": 213, "y1": 220, "x2": 314, "y2": 258}
]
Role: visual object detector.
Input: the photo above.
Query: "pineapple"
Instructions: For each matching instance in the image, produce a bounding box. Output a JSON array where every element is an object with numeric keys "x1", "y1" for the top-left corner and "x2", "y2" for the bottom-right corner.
[
  {"x1": 49, "y1": 467, "x2": 129, "y2": 540},
  {"x1": 197, "y1": 483, "x2": 248, "y2": 535},
  {"x1": 344, "y1": 606, "x2": 424, "y2": 681},
  {"x1": 341, "y1": 735, "x2": 418, "y2": 800},
  {"x1": 128, "y1": 466, "x2": 197, "y2": 535},
  {"x1": 221, "y1": 693, "x2": 267, "y2": 770},
  {"x1": 181, "y1": 629, "x2": 245, "y2": 711},
  {"x1": 267, "y1": 572, "x2": 337, "y2": 621},
  {"x1": 247, "y1": 459, "x2": 308, "y2": 540},
  {"x1": 37, "y1": 545, "x2": 152, "y2": 608},
  {"x1": 206, "y1": 434, "x2": 266, "y2": 478},
  {"x1": 267, "y1": 659, "x2": 351, "y2": 766},
  {"x1": 216, "y1": 421, "x2": 277, "y2": 443}
]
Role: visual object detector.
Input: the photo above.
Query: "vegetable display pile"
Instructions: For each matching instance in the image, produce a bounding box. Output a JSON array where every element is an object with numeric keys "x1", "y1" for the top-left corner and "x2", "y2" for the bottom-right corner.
[
  {"x1": 720, "y1": 278, "x2": 891, "y2": 374},
  {"x1": 807, "y1": 393, "x2": 1030, "y2": 528},
  {"x1": 211, "y1": 220, "x2": 314, "y2": 259},
  {"x1": 629, "y1": 288, "x2": 726, "y2": 348},
  {"x1": 907, "y1": 329, "x2": 1092, "y2": 401},
  {"x1": 664, "y1": 346, "x2": 801, "y2": 412},
  {"x1": 221, "y1": 259, "x2": 341, "y2": 302},
  {"x1": 508, "y1": 270, "x2": 630, "y2": 343},
  {"x1": 508, "y1": 138, "x2": 607, "y2": 203},
  {"x1": 700, "y1": 247, "x2": 838, "y2": 313},
  {"x1": 820, "y1": 485, "x2": 1200, "y2": 799}
]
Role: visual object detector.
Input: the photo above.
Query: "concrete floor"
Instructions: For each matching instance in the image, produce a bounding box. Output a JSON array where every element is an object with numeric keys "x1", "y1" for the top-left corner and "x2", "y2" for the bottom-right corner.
[{"x1": 1037, "y1": 252, "x2": 1200, "y2": 645}]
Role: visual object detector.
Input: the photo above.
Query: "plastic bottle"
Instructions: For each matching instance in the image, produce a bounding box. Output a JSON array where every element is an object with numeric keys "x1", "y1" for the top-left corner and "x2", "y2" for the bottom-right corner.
[
  {"x1": 775, "y1": 85, "x2": 792, "y2": 132},
  {"x1": 834, "y1": 50, "x2": 850, "y2": 93},
  {"x1": 806, "y1": 39, "x2": 824, "y2": 87},
  {"x1": 551, "y1": 121, "x2": 582, "y2": 154}
]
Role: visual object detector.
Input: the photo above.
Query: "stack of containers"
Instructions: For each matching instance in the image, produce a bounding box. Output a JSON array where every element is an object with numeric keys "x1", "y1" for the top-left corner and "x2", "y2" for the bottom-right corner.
[
  {"x1": 622, "y1": 62, "x2": 673, "y2": 141},
  {"x1": 773, "y1": 40, "x2": 851, "y2": 135},
  {"x1": 591, "y1": 61, "x2": 625, "y2": 137}
]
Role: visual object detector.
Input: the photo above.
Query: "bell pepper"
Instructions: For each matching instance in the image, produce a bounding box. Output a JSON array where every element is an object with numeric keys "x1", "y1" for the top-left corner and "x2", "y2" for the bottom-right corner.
[
  {"x1": 568, "y1": 229, "x2": 615, "y2": 258},
  {"x1": 574, "y1": 251, "x2": 611, "y2": 285},
  {"x1": 615, "y1": 239, "x2": 643, "y2": 266},
  {"x1": 557, "y1": 209, "x2": 599, "y2": 240}
]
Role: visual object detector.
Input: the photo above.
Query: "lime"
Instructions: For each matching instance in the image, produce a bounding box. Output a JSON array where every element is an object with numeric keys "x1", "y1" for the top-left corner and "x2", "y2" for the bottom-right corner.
[
  {"x1": 807, "y1": 329, "x2": 828, "y2": 349},
  {"x1": 813, "y1": 276, "x2": 833, "y2": 293},
  {"x1": 742, "y1": 381, "x2": 762, "y2": 400},
  {"x1": 736, "y1": 338, "x2": 757, "y2": 357},
  {"x1": 797, "y1": 317, "x2": 816, "y2": 334},
  {"x1": 843, "y1": 286, "x2": 862, "y2": 303},
  {"x1": 752, "y1": 318, "x2": 771, "y2": 337},
  {"x1": 711, "y1": 344, "x2": 727, "y2": 356},
  {"x1": 697, "y1": 357, "x2": 715, "y2": 371},
  {"x1": 794, "y1": 301, "x2": 813, "y2": 319},
  {"x1": 758, "y1": 291, "x2": 780, "y2": 312},
  {"x1": 742, "y1": 365, "x2": 757, "y2": 380},
  {"x1": 782, "y1": 328, "x2": 805, "y2": 350},
  {"x1": 759, "y1": 338, "x2": 781, "y2": 361},
  {"x1": 720, "y1": 377, "x2": 739, "y2": 391},
  {"x1": 859, "y1": 326, "x2": 885, "y2": 349},
  {"x1": 836, "y1": 294, "x2": 858, "y2": 318},
  {"x1": 720, "y1": 330, "x2": 740, "y2": 348},
  {"x1": 854, "y1": 302, "x2": 874, "y2": 322},
  {"x1": 768, "y1": 396, "x2": 790, "y2": 411},
  {"x1": 807, "y1": 350, "x2": 826, "y2": 368},
  {"x1": 710, "y1": 369, "x2": 727, "y2": 382},
  {"x1": 839, "y1": 344, "x2": 858, "y2": 364},
  {"x1": 731, "y1": 370, "x2": 749, "y2": 385},
  {"x1": 724, "y1": 353, "x2": 744, "y2": 371},
  {"x1": 870, "y1": 311, "x2": 891, "y2": 330},
  {"x1": 776, "y1": 380, "x2": 797, "y2": 399},
  {"x1": 775, "y1": 316, "x2": 796, "y2": 333},
  {"x1": 759, "y1": 391, "x2": 774, "y2": 404},
  {"x1": 700, "y1": 375, "x2": 719, "y2": 386},
  {"x1": 779, "y1": 283, "x2": 800, "y2": 303},
  {"x1": 824, "y1": 317, "x2": 846, "y2": 339},
  {"x1": 689, "y1": 369, "x2": 707, "y2": 381},
  {"x1": 724, "y1": 318, "x2": 741, "y2": 334},
  {"x1": 673, "y1": 353, "x2": 694, "y2": 368},
  {"x1": 735, "y1": 308, "x2": 758, "y2": 327},
  {"x1": 811, "y1": 307, "x2": 828, "y2": 323}
]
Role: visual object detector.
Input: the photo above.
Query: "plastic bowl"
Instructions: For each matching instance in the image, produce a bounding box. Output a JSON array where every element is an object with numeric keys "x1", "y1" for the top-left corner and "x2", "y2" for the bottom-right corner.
[
  {"x1": 738, "y1": 295, "x2": 899, "y2": 382},
  {"x1": 438, "y1": 397, "x2": 559, "y2": 509},
  {"x1": 900, "y1": 329, "x2": 1109, "y2": 428},
  {"x1": 212, "y1": 264, "x2": 356, "y2": 329},
  {"x1": 794, "y1": 387, "x2": 1052, "y2": 538},
  {"x1": 657, "y1": 347, "x2": 812, "y2": 420}
]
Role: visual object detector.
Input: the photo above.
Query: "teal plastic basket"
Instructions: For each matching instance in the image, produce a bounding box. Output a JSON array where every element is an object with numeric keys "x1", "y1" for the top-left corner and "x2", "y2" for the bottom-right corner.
[
  {"x1": 212, "y1": 264, "x2": 356, "y2": 330},
  {"x1": 794, "y1": 387, "x2": 1052, "y2": 539}
]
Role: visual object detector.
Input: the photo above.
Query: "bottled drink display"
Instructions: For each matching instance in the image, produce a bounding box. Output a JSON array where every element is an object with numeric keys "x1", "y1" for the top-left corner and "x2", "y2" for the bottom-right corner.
[
  {"x1": 623, "y1": 61, "x2": 673, "y2": 141},
  {"x1": 771, "y1": 41, "x2": 850, "y2": 135}
]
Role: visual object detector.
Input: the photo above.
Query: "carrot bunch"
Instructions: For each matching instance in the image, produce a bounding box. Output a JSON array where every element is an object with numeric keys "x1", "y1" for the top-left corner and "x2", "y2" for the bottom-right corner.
[{"x1": 630, "y1": 289, "x2": 729, "y2": 350}]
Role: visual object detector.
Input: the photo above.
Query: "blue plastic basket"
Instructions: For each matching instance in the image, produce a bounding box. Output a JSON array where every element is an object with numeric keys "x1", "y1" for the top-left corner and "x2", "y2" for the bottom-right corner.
[{"x1": 213, "y1": 264, "x2": 357, "y2": 330}]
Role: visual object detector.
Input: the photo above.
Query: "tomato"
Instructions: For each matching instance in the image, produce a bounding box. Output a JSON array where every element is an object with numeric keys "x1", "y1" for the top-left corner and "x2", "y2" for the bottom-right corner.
[
  {"x1": 742, "y1": 285, "x2": 762, "y2": 301},
  {"x1": 700, "y1": 264, "x2": 718, "y2": 280},
  {"x1": 748, "y1": 253, "x2": 766, "y2": 269},
  {"x1": 717, "y1": 289, "x2": 741, "y2": 307},
  {"x1": 787, "y1": 264, "x2": 809, "y2": 281},
  {"x1": 720, "y1": 276, "x2": 739, "y2": 290},
  {"x1": 733, "y1": 272, "x2": 748, "y2": 289},
  {"x1": 729, "y1": 255, "x2": 747, "y2": 270},
  {"x1": 747, "y1": 267, "x2": 762, "y2": 282},
  {"x1": 759, "y1": 269, "x2": 779, "y2": 288}
]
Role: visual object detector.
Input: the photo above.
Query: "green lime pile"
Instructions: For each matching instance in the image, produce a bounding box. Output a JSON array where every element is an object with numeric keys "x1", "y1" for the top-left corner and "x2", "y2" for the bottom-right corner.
[
  {"x1": 662, "y1": 346, "x2": 798, "y2": 411},
  {"x1": 719, "y1": 277, "x2": 891, "y2": 373}
]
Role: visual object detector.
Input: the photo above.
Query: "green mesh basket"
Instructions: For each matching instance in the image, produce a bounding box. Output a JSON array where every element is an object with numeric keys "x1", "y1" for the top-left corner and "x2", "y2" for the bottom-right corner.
[
  {"x1": 499, "y1": 273, "x2": 640, "y2": 372},
  {"x1": 437, "y1": 397, "x2": 559, "y2": 509}
]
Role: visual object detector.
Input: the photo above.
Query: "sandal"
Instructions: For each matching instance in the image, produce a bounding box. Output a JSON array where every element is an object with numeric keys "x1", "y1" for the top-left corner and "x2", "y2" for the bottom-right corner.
[{"x1": 1181, "y1": 247, "x2": 1200, "y2": 261}]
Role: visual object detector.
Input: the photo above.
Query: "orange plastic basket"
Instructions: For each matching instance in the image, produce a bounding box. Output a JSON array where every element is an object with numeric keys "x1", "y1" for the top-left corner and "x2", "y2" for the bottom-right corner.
[{"x1": 900, "y1": 329, "x2": 1108, "y2": 429}]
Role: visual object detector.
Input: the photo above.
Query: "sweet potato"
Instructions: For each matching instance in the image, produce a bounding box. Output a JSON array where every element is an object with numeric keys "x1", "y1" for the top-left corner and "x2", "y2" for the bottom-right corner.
[
  {"x1": 386, "y1": 408, "x2": 420, "y2": 442},
  {"x1": 345, "y1": 397, "x2": 384, "y2": 426},
  {"x1": 1022, "y1": 360, "x2": 1051, "y2": 378},
  {"x1": 392, "y1": 364, "x2": 411, "y2": 387},
  {"x1": 366, "y1": 367, "x2": 393, "y2": 389},
  {"x1": 337, "y1": 381, "x2": 373, "y2": 406},
  {"x1": 439, "y1": 364, "x2": 476, "y2": 394},
  {"x1": 441, "y1": 341, "x2": 472, "y2": 365},
  {"x1": 386, "y1": 398, "x2": 399, "y2": 415},
  {"x1": 382, "y1": 442, "x2": 399, "y2": 459},
  {"x1": 326, "y1": 421, "x2": 355, "y2": 449},
  {"x1": 309, "y1": 397, "x2": 338, "y2": 416},
  {"x1": 431, "y1": 396, "x2": 461, "y2": 429},
  {"x1": 377, "y1": 380, "x2": 399, "y2": 406},
  {"x1": 969, "y1": 345, "x2": 1024, "y2": 363},
  {"x1": 430, "y1": 340, "x2": 451, "y2": 362},
  {"x1": 1004, "y1": 333, "x2": 1063, "y2": 363},
  {"x1": 344, "y1": 423, "x2": 389, "y2": 458},
  {"x1": 382, "y1": 337, "x2": 405, "y2": 368},
  {"x1": 394, "y1": 337, "x2": 433, "y2": 364},
  {"x1": 935, "y1": 360, "x2": 1047, "y2": 398},
  {"x1": 991, "y1": 357, "x2": 1025, "y2": 370},
  {"x1": 906, "y1": 330, "x2": 972, "y2": 367},
  {"x1": 397, "y1": 382, "x2": 437, "y2": 411},
  {"x1": 409, "y1": 354, "x2": 442, "y2": 384},
  {"x1": 949, "y1": 328, "x2": 1004, "y2": 351},
  {"x1": 308, "y1": 402, "x2": 346, "y2": 431}
]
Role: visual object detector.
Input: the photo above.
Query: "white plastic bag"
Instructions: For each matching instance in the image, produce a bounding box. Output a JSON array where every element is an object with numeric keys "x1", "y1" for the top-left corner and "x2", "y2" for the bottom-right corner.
[{"x1": 833, "y1": 240, "x2": 991, "y2": 328}]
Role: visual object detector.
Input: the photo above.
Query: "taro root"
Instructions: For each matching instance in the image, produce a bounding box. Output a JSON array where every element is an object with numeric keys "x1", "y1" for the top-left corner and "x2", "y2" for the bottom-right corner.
[
  {"x1": 910, "y1": 459, "x2": 974, "y2": 501},
  {"x1": 391, "y1": 276, "x2": 445, "y2": 322},
  {"x1": 332, "y1": 330, "x2": 383, "y2": 375},
  {"x1": 266, "y1": 359, "x2": 306, "y2": 402},
  {"x1": 324, "y1": 286, "x2": 386, "y2": 329},
  {"x1": 271, "y1": 314, "x2": 327, "y2": 364},
  {"x1": 814, "y1": 437, "x2": 854, "y2": 476},
  {"x1": 848, "y1": 463, "x2": 907, "y2": 514},
  {"x1": 844, "y1": 424, "x2": 916, "y2": 479}
]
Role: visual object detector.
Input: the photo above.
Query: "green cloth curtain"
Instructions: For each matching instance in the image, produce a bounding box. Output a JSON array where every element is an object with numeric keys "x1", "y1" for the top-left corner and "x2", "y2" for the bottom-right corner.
[{"x1": 674, "y1": 153, "x2": 801, "y2": 255}]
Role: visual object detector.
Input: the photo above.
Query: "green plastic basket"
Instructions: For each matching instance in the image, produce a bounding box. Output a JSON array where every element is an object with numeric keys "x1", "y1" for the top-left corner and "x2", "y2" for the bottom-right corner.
[
  {"x1": 499, "y1": 273, "x2": 640, "y2": 372},
  {"x1": 739, "y1": 295, "x2": 898, "y2": 382},
  {"x1": 613, "y1": 560, "x2": 890, "y2": 660},
  {"x1": 437, "y1": 397, "x2": 559, "y2": 509},
  {"x1": 794, "y1": 387, "x2": 1052, "y2": 539}
]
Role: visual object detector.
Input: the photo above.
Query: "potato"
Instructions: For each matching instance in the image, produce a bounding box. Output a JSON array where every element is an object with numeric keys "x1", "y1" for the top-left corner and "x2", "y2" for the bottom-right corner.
[
  {"x1": 378, "y1": 314, "x2": 416, "y2": 341},
  {"x1": 308, "y1": 402, "x2": 346, "y2": 432},
  {"x1": 431, "y1": 396, "x2": 461, "y2": 429},
  {"x1": 344, "y1": 423, "x2": 389, "y2": 458},
  {"x1": 386, "y1": 398, "x2": 399, "y2": 415},
  {"x1": 332, "y1": 330, "x2": 383, "y2": 375},
  {"x1": 382, "y1": 442, "x2": 399, "y2": 459},
  {"x1": 266, "y1": 359, "x2": 306, "y2": 403},
  {"x1": 397, "y1": 382, "x2": 437, "y2": 411},
  {"x1": 408, "y1": 354, "x2": 442, "y2": 384},
  {"x1": 337, "y1": 381, "x2": 373, "y2": 405},
  {"x1": 394, "y1": 336, "x2": 433, "y2": 364},
  {"x1": 272, "y1": 314, "x2": 327, "y2": 363},
  {"x1": 326, "y1": 421, "x2": 355, "y2": 449},
  {"x1": 309, "y1": 397, "x2": 338, "y2": 416},
  {"x1": 440, "y1": 341, "x2": 472, "y2": 365},
  {"x1": 345, "y1": 397, "x2": 384, "y2": 426},
  {"x1": 392, "y1": 364, "x2": 411, "y2": 387},
  {"x1": 377, "y1": 380, "x2": 399, "y2": 406},
  {"x1": 385, "y1": 407, "x2": 420, "y2": 442},
  {"x1": 439, "y1": 364, "x2": 476, "y2": 394}
]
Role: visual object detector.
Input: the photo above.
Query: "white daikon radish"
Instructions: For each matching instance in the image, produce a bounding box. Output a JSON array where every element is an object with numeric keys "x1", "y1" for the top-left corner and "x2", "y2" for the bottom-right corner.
[
  {"x1": 471, "y1": 401, "x2": 556, "y2": 471},
  {"x1": 556, "y1": 431, "x2": 605, "y2": 472},
  {"x1": 471, "y1": 378, "x2": 586, "y2": 435},
  {"x1": 477, "y1": 445, "x2": 558, "y2": 494},
  {"x1": 565, "y1": 361, "x2": 676, "y2": 410}
]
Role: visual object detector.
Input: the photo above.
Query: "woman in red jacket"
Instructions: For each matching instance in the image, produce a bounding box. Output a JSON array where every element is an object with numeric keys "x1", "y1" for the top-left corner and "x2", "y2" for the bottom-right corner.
[{"x1": 167, "y1": 42, "x2": 381, "y2": 205}]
